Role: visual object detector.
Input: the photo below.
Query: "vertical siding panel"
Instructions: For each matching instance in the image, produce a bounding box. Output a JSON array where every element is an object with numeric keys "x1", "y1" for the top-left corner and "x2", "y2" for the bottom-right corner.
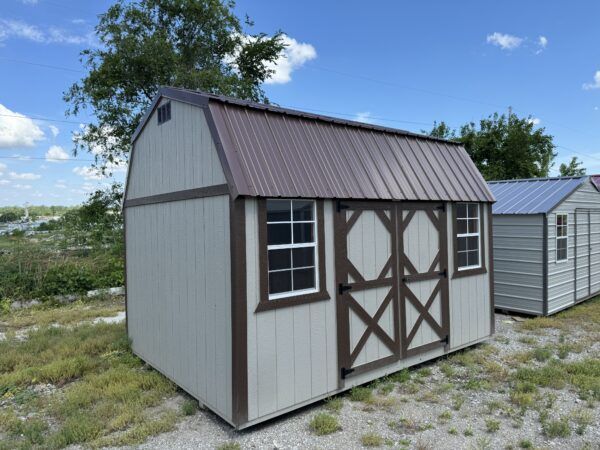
[
  {"x1": 275, "y1": 308, "x2": 295, "y2": 409},
  {"x1": 293, "y1": 305, "x2": 312, "y2": 403}
]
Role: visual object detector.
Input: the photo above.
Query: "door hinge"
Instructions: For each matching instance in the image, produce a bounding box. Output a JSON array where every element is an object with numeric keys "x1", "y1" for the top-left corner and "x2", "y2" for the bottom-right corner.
[
  {"x1": 341, "y1": 367, "x2": 355, "y2": 379},
  {"x1": 436, "y1": 204, "x2": 446, "y2": 212},
  {"x1": 438, "y1": 269, "x2": 447, "y2": 278},
  {"x1": 339, "y1": 283, "x2": 352, "y2": 295},
  {"x1": 337, "y1": 201, "x2": 350, "y2": 212},
  {"x1": 441, "y1": 335, "x2": 449, "y2": 345}
]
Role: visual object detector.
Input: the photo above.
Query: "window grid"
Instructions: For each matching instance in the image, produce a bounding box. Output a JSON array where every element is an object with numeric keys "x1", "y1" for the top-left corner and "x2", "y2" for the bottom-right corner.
[
  {"x1": 267, "y1": 200, "x2": 319, "y2": 300},
  {"x1": 456, "y1": 203, "x2": 481, "y2": 270},
  {"x1": 556, "y1": 213, "x2": 568, "y2": 262}
]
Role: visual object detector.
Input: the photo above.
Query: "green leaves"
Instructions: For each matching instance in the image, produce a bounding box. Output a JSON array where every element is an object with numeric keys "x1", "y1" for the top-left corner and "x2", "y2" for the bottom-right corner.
[{"x1": 65, "y1": 0, "x2": 285, "y2": 171}]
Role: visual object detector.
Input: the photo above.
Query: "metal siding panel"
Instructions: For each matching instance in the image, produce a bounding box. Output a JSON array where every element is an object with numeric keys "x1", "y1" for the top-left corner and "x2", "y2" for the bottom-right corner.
[{"x1": 126, "y1": 196, "x2": 232, "y2": 422}]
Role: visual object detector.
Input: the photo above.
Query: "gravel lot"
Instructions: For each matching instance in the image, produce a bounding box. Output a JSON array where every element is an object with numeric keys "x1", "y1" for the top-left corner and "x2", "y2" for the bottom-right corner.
[{"x1": 132, "y1": 312, "x2": 600, "y2": 450}]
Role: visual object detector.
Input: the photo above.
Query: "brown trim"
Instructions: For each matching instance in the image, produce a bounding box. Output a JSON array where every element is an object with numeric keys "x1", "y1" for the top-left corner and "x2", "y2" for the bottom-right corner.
[
  {"x1": 124, "y1": 184, "x2": 229, "y2": 208},
  {"x1": 487, "y1": 205, "x2": 496, "y2": 333},
  {"x1": 452, "y1": 202, "x2": 488, "y2": 278},
  {"x1": 255, "y1": 199, "x2": 330, "y2": 313},
  {"x1": 230, "y1": 197, "x2": 248, "y2": 426}
]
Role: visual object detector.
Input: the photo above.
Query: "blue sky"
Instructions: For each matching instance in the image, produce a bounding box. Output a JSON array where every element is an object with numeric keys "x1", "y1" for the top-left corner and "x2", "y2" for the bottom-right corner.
[{"x1": 1, "y1": 0, "x2": 600, "y2": 206}]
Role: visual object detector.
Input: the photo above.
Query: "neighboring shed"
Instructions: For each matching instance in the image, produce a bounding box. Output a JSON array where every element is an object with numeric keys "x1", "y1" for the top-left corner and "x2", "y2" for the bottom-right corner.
[
  {"x1": 489, "y1": 175, "x2": 600, "y2": 316},
  {"x1": 124, "y1": 87, "x2": 496, "y2": 429}
]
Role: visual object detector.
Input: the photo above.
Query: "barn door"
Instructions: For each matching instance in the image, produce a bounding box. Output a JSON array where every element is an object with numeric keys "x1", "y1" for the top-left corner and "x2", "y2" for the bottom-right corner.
[
  {"x1": 335, "y1": 201, "x2": 400, "y2": 379},
  {"x1": 399, "y1": 203, "x2": 450, "y2": 357}
]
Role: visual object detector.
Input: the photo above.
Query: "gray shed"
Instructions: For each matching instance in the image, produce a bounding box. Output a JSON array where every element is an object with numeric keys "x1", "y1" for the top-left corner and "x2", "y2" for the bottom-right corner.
[
  {"x1": 489, "y1": 175, "x2": 600, "y2": 316},
  {"x1": 124, "y1": 87, "x2": 495, "y2": 429}
]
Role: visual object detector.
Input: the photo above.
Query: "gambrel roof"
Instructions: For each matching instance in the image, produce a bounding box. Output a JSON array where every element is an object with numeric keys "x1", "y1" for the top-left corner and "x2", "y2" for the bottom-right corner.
[{"x1": 133, "y1": 87, "x2": 495, "y2": 202}]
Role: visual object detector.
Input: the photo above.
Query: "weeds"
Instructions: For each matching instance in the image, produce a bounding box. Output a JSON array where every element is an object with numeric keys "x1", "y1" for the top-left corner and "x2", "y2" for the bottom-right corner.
[
  {"x1": 217, "y1": 443, "x2": 241, "y2": 450},
  {"x1": 518, "y1": 440, "x2": 533, "y2": 449},
  {"x1": 389, "y1": 368, "x2": 411, "y2": 383},
  {"x1": 324, "y1": 396, "x2": 343, "y2": 413},
  {"x1": 309, "y1": 413, "x2": 340, "y2": 435},
  {"x1": 571, "y1": 408, "x2": 593, "y2": 435},
  {"x1": 360, "y1": 432, "x2": 384, "y2": 447},
  {"x1": 543, "y1": 417, "x2": 571, "y2": 438},
  {"x1": 349, "y1": 386, "x2": 373, "y2": 402},
  {"x1": 485, "y1": 418, "x2": 500, "y2": 433},
  {"x1": 181, "y1": 399, "x2": 198, "y2": 416}
]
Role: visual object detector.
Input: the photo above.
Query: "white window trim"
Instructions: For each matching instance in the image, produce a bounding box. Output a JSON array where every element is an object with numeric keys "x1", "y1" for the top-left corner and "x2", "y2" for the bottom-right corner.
[
  {"x1": 456, "y1": 203, "x2": 482, "y2": 271},
  {"x1": 267, "y1": 199, "x2": 319, "y2": 300},
  {"x1": 555, "y1": 212, "x2": 568, "y2": 263}
]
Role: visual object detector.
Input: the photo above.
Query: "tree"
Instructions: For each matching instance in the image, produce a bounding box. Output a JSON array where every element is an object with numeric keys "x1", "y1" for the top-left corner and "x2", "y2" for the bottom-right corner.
[
  {"x1": 559, "y1": 156, "x2": 586, "y2": 177},
  {"x1": 65, "y1": 0, "x2": 285, "y2": 173},
  {"x1": 0, "y1": 212, "x2": 19, "y2": 223},
  {"x1": 425, "y1": 112, "x2": 556, "y2": 181}
]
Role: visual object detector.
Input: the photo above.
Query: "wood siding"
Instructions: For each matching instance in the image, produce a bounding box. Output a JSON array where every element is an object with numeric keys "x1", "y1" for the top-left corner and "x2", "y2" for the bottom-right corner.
[
  {"x1": 547, "y1": 180, "x2": 600, "y2": 313},
  {"x1": 126, "y1": 99, "x2": 226, "y2": 200},
  {"x1": 244, "y1": 199, "x2": 492, "y2": 426},
  {"x1": 125, "y1": 195, "x2": 233, "y2": 422},
  {"x1": 492, "y1": 214, "x2": 545, "y2": 315}
]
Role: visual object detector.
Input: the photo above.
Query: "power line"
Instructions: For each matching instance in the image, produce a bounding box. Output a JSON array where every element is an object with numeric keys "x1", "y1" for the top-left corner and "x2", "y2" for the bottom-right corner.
[
  {"x1": 0, "y1": 57, "x2": 83, "y2": 73},
  {"x1": 0, "y1": 113, "x2": 83, "y2": 125},
  {"x1": 0, "y1": 156, "x2": 95, "y2": 162}
]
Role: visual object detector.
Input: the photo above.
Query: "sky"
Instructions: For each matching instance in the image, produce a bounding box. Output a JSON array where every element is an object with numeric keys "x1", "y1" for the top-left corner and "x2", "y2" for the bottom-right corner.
[{"x1": 1, "y1": 0, "x2": 600, "y2": 206}]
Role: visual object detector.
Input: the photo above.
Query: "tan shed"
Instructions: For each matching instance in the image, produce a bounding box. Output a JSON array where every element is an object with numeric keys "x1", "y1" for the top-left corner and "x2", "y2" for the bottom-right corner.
[{"x1": 124, "y1": 87, "x2": 496, "y2": 429}]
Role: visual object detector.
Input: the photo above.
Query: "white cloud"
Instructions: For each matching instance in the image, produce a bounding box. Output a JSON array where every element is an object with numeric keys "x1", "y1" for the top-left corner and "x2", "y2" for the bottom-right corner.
[
  {"x1": 55, "y1": 182, "x2": 67, "y2": 189},
  {"x1": 486, "y1": 32, "x2": 523, "y2": 50},
  {"x1": 9, "y1": 171, "x2": 41, "y2": 180},
  {"x1": 538, "y1": 36, "x2": 548, "y2": 48},
  {"x1": 13, "y1": 184, "x2": 32, "y2": 190},
  {"x1": 0, "y1": 180, "x2": 10, "y2": 185},
  {"x1": 0, "y1": 104, "x2": 45, "y2": 148},
  {"x1": 265, "y1": 35, "x2": 317, "y2": 84},
  {"x1": 0, "y1": 19, "x2": 96, "y2": 46},
  {"x1": 0, "y1": 162, "x2": 6, "y2": 175},
  {"x1": 21, "y1": 0, "x2": 38, "y2": 4},
  {"x1": 354, "y1": 112, "x2": 374, "y2": 124},
  {"x1": 45, "y1": 145, "x2": 69, "y2": 162},
  {"x1": 49, "y1": 125, "x2": 59, "y2": 137},
  {"x1": 73, "y1": 166, "x2": 103, "y2": 180},
  {"x1": 583, "y1": 71, "x2": 600, "y2": 90},
  {"x1": 529, "y1": 117, "x2": 541, "y2": 126}
]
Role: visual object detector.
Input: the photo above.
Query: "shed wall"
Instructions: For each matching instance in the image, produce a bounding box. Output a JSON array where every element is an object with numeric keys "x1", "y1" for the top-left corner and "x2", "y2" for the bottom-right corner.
[
  {"x1": 126, "y1": 99, "x2": 226, "y2": 200},
  {"x1": 492, "y1": 214, "x2": 544, "y2": 315},
  {"x1": 547, "y1": 180, "x2": 600, "y2": 313},
  {"x1": 125, "y1": 195, "x2": 233, "y2": 422},
  {"x1": 244, "y1": 200, "x2": 492, "y2": 426}
]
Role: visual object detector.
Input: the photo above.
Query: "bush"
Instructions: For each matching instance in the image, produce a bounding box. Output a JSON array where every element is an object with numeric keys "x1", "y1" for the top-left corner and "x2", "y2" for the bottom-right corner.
[
  {"x1": 543, "y1": 418, "x2": 571, "y2": 438},
  {"x1": 349, "y1": 386, "x2": 373, "y2": 402},
  {"x1": 309, "y1": 413, "x2": 340, "y2": 435},
  {"x1": 360, "y1": 432, "x2": 383, "y2": 447}
]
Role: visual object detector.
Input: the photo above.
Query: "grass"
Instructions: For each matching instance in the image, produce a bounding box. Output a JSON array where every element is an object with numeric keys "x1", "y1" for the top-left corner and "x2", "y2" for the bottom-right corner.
[
  {"x1": 518, "y1": 440, "x2": 533, "y2": 449},
  {"x1": 543, "y1": 417, "x2": 571, "y2": 438},
  {"x1": 485, "y1": 418, "x2": 500, "y2": 433},
  {"x1": 571, "y1": 408, "x2": 593, "y2": 435},
  {"x1": 531, "y1": 346, "x2": 553, "y2": 362},
  {"x1": 0, "y1": 319, "x2": 178, "y2": 449},
  {"x1": 389, "y1": 368, "x2": 411, "y2": 383},
  {"x1": 349, "y1": 386, "x2": 373, "y2": 402},
  {"x1": 360, "y1": 432, "x2": 384, "y2": 447},
  {"x1": 181, "y1": 398, "x2": 198, "y2": 416},
  {"x1": 437, "y1": 410, "x2": 452, "y2": 423},
  {"x1": 217, "y1": 443, "x2": 241, "y2": 450},
  {"x1": 309, "y1": 412, "x2": 340, "y2": 435},
  {"x1": 463, "y1": 426, "x2": 474, "y2": 437},
  {"x1": 324, "y1": 396, "x2": 344, "y2": 413}
]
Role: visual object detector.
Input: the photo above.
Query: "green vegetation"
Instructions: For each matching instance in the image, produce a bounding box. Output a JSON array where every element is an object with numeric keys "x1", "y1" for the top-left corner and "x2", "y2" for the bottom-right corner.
[
  {"x1": 217, "y1": 442, "x2": 241, "y2": 450},
  {"x1": 463, "y1": 426, "x2": 474, "y2": 437},
  {"x1": 0, "y1": 186, "x2": 124, "y2": 302},
  {"x1": 0, "y1": 205, "x2": 72, "y2": 223},
  {"x1": 518, "y1": 440, "x2": 533, "y2": 449},
  {"x1": 360, "y1": 432, "x2": 384, "y2": 447},
  {"x1": 448, "y1": 427, "x2": 458, "y2": 435},
  {"x1": 485, "y1": 418, "x2": 500, "y2": 433},
  {"x1": 542, "y1": 417, "x2": 571, "y2": 438},
  {"x1": 0, "y1": 314, "x2": 179, "y2": 448},
  {"x1": 324, "y1": 396, "x2": 344, "y2": 413},
  {"x1": 349, "y1": 386, "x2": 373, "y2": 402},
  {"x1": 389, "y1": 368, "x2": 411, "y2": 383},
  {"x1": 309, "y1": 413, "x2": 340, "y2": 435},
  {"x1": 181, "y1": 399, "x2": 198, "y2": 416}
]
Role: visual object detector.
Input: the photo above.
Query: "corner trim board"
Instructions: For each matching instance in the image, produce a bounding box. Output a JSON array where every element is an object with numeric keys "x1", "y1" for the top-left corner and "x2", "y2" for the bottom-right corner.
[
  {"x1": 230, "y1": 197, "x2": 248, "y2": 426},
  {"x1": 542, "y1": 214, "x2": 549, "y2": 316},
  {"x1": 123, "y1": 184, "x2": 229, "y2": 208}
]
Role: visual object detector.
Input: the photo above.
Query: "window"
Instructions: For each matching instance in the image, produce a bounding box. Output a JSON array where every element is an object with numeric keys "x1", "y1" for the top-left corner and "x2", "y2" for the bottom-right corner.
[
  {"x1": 157, "y1": 102, "x2": 171, "y2": 125},
  {"x1": 266, "y1": 199, "x2": 318, "y2": 298},
  {"x1": 556, "y1": 213, "x2": 568, "y2": 262},
  {"x1": 456, "y1": 203, "x2": 481, "y2": 271},
  {"x1": 256, "y1": 199, "x2": 329, "y2": 312}
]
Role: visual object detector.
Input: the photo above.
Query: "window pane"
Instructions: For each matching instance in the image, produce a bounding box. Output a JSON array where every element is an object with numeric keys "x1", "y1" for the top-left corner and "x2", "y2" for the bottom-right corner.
[
  {"x1": 557, "y1": 239, "x2": 567, "y2": 261},
  {"x1": 266, "y1": 200, "x2": 291, "y2": 222},
  {"x1": 293, "y1": 200, "x2": 314, "y2": 221},
  {"x1": 467, "y1": 250, "x2": 479, "y2": 267},
  {"x1": 268, "y1": 249, "x2": 291, "y2": 271},
  {"x1": 457, "y1": 236, "x2": 467, "y2": 251},
  {"x1": 267, "y1": 223, "x2": 291, "y2": 245},
  {"x1": 467, "y1": 236, "x2": 479, "y2": 251},
  {"x1": 468, "y1": 204, "x2": 478, "y2": 218},
  {"x1": 468, "y1": 218, "x2": 479, "y2": 234},
  {"x1": 293, "y1": 247, "x2": 314, "y2": 268},
  {"x1": 293, "y1": 268, "x2": 315, "y2": 290},
  {"x1": 269, "y1": 270, "x2": 292, "y2": 294},
  {"x1": 293, "y1": 223, "x2": 314, "y2": 243},
  {"x1": 457, "y1": 219, "x2": 468, "y2": 235},
  {"x1": 457, "y1": 251, "x2": 468, "y2": 268},
  {"x1": 456, "y1": 203, "x2": 467, "y2": 219}
]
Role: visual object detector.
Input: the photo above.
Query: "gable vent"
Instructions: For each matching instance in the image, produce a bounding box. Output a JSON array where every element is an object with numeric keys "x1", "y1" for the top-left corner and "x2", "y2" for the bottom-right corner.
[{"x1": 157, "y1": 102, "x2": 171, "y2": 125}]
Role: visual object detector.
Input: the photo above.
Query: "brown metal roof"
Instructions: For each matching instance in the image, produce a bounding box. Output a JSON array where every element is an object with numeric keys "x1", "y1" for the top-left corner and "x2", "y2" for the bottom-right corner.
[{"x1": 135, "y1": 87, "x2": 494, "y2": 202}]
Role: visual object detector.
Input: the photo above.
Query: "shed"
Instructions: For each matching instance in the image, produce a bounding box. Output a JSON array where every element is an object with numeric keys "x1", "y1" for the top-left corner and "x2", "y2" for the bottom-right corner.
[
  {"x1": 124, "y1": 87, "x2": 496, "y2": 429},
  {"x1": 488, "y1": 175, "x2": 600, "y2": 316}
]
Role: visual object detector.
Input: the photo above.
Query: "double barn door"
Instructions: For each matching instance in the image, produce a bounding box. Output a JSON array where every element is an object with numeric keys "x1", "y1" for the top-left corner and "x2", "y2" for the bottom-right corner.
[{"x1": 335, "y1": 201, "x2": 449, "y2": 379}]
